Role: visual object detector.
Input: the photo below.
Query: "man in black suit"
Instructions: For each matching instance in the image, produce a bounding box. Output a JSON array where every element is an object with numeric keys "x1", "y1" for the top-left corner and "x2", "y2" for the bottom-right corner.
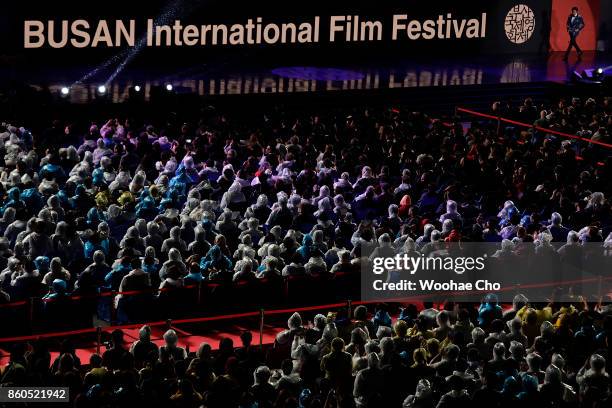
[{"x1": 564, "y1": 6, "x2": 585, "y2": 59}]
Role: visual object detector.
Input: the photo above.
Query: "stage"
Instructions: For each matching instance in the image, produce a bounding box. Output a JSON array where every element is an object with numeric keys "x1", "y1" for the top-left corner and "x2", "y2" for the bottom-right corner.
[{"x1": 2, "y1": 52, "x2": 611, "y2": 105}]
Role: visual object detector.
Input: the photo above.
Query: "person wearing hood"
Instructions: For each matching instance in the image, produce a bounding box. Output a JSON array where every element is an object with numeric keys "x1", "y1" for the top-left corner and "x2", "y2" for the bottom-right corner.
[
  {"x1": 436, "y1": 374, "x2": 470, "y2": 408},
  {"x1": 45, "y1": 195, "x2": 64, "y2": 222},
  {"x1": 117, "y1": 257, "x2": 151, "y2": 295},
  {"x1": 1, "y1": 187, "x2": 25, "y2": 216},
  {"x1": 332, "y1": 194, "x2": 351, "y2": 218},
  {"x1": 403, "y1": 378, "x2": 435, "y2": 408},
  {"x1": 199, "y1": 244, "x2": 232, "y2": 279},
  {"x1": 439, "y1": 200, "x2": 462, "y2": 225},
  {"x1": 215, "y1": 209, "x2": 239, "y2": 247},
  {"x1": 239, "y1": 218, "x2": 264, "y2": 247},
  {"x1": 115, "y1": 258, "x2": 151, "y2": 321},
  {"x1": 99, "y1": 156, "x2": 116, "y2": 184},
  {"x1": 129, "y1": 325, "x2": 159, "y2": 369},
  {"x1": 21, "y1": 219, "x2": 52, "y2": 260},
  {"x1": 248, "y1": 194, "x2": 272, "y2": 225},
  {"x1": 188, "y1": 229, "x2": 211, "y2": 258},
  {"x1": 232, "y1": 257, "x2": 257, "y2": 283},
  {"x1": 0, "y1": 206, "x2": 17, "y2": 237},
  {"x1": 161, "y1": 226, "x2": 188, "y2": 257},
  {"x1": 140, "y1": 246, "x2": 160, "y2": 284},
  {"x1": 353, "y1": 352, "x2": 384, "y2": 407},
  {"x1": 539, "y1": 363, "x2": 577, "y2": 404},
  {"x1": 198, "y1": 159, "x2": 220, "y2": 183},
  {"x1": 10, "y1": 256, "x2": 43, "y2": 300},
  {"x1": 42, "y1": 257, "x2": 70, "y2": 287},
  {"x1": 103, "y1": 256, "x2": 132, "y2": 291},
  {"x1": 169, "y1": 166, "x2": 194, "y2": 193},
  {"x1": 321, "y1": 337, "x2": 353, "y2": 404},
  {"x1": 216, "y1": 164, "x2": 235, "y2": 191},
  {"x1": 314, "y1": 196, "x2": 337, "y2": 223},
  {"x1": 265, "y1": 193, "x2": 293, "y2": 231},
  {"x1": 78, "y1": 250, "x2": 110, "y2": 291},
  {"x1": 3, "y1": 208, "x2": 26, "y2": 248},
  {"x1": 415, "y1": 224, "x2": 434, "y2": 252},
  {"x1": 311, "y1": 185, "x2": 330, "y2": 207},
  {"x1": 159, "y1": 248, "x2": 187, "y2": 281},
  {"x1": 304, "y1": 252, "x2": 326, "y2": 276},
  {"x1": 160, "y1": 329, "x2": 187, "y2": 362},
  {"x1": 42, "y1": 278, "x2": 68, "y2": 301},
  {"x1": 69, "y1": 185, "x2": 95, "y2": 216},
  {"x1": 38, "y1": 156, "x2": 66, "y2": 184},
  {"x1": 92, "y1": 138, "x2": 111, "y2": 166},
  {"x1": 142, "y1": 221, "x2": 163, "y2": 257},
  {"x1": 296, "y1": 233, "x2": 316, "y2": 264},
  {"x1": 558, "y1": 231, "x2": 584, "y2": 275},
  {"x1": 275, "y1": 312, "x2": 304, "y2": 349},
  {"x1": 547, "y1": 212, "x2": 570, "y2": 243},
  {"x1": 253, "y1": 256, "x2": 279, "y2": 281},
  {"x1": 21, "y1": 187, "x2": 45, "y2": 215},
  {"x1": 135, "y1": 193, "x2": 158, "y2": 221},
  {"x1": 86, "y1": 194, "x2": 108, "y2": 229},
  {"x1": 368, "y1": 233, "x2": 395, "y2": 264},
  {"x1": 478, "y1": 293, "x2": 503, "y2": 327},
  {"x1": 353, "y1": 166, "x2": 376, "y2": 195},
  {"x1": 421, "y1": 229, "x2": 443, "y2": 257},
  {"x1": 576, "y1": 354, "x2": 609, "y2": 397},
  {"x1": 250, "y1": 365, "x2": 277, "y2": 408},
  {"x1": 0, "y1": 257, "x2": 23, "y2": 292},
  {"x1": 175, "y1": 155, "x2": 200, "y2": 184},
  {"x1": 129, "y1": 171, "x2": 147, "y2": 195}
]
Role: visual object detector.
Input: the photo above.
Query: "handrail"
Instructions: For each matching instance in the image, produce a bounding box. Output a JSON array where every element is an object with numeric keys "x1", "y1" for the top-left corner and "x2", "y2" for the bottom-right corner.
[
  {"x1": 457, "y1": 106, "x2": 612, "y2": 150},
  {"x1": 1, "y1": 275, "x2": 609, "y2": 344},
  {"x1": 0, "y1": 272, "x2": 354, "y2": 309}
]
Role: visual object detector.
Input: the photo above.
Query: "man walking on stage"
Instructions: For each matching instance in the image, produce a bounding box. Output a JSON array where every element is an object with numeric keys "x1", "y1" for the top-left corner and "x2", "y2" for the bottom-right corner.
[{"x1": 564, "y1": 6, "x2": 585, "y2": 60}]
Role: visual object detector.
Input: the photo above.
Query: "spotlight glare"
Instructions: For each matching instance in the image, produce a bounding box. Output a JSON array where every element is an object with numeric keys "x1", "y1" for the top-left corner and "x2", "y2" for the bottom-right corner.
[
  {"x1": 596, "y1": 68, "x2": 604, "y2": 75},
  {"x1": 165, "y1": 84, "x2": 173, "y2": 91},
  {"x1": 60, "y1": 87, "x2": 70, "y2": 95},
  {"x1": 134, "y1": 85, "x2": 141, "y2": 92},
  {"x1": 97, "y1": 85, "x2": 107, "y2": 94}
]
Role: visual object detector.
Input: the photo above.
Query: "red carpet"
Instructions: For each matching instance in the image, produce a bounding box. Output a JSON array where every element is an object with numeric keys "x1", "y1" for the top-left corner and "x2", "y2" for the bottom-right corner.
[{"x1": 0, "y1": 323, "x2": 283, "y2": 366}]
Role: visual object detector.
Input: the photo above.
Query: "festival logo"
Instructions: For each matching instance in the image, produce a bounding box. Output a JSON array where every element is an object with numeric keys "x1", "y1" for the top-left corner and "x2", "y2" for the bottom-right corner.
[{"x1": 504, "y1": 4, "x2": 535, "y2": 44}]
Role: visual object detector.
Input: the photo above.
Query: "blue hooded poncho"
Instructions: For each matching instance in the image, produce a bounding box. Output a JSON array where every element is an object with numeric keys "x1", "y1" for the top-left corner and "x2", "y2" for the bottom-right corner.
[
  {"x1": 0, "y1": 187, "x2": 25, "y2": 215},
  {"x1": 34, "y1": 256, "x2": 50, "y2": 273},
  {"x1": 43, "y1": 279, "x2": 68, "y2": 300},
  {"x1": 21, "y1": 188, "x2": 45, "y2": 213},
  {"x1": 297, "y1": 234, "x2": 313, "y2": 262},
  {"x1": 87, "y1": 207, "x2": 107, "y2": 227},
  {"x1": 39, "y1": 163, "x2": 66, "y2": 182},
  {"x1": 136, "y1": 195, "x2": 158, "y2": 219},
  {"x1": 199, "y1": 245, "x2": 232, "y2": 272},
  {"x1": 92, "y1": 168, "x2": 107, "y2": 187}
]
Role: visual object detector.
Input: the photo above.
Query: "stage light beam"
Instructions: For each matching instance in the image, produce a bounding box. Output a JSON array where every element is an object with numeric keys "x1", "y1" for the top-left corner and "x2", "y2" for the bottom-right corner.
[{"x1": 97, "y1": 85, "x2": 107, "y2": 94}]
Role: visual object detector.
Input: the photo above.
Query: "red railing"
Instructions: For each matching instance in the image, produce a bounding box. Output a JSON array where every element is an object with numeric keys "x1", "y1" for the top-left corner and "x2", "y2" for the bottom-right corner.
[
  {"x1": 0, "y1": 271, "x2": 361, "y2": 337},
  {"x1": 1, "y1": 275, "x2": 609, "y2": 344},
  {"x1": 0, "y1": 272, "x2": 354, "y2": 310},
  {"x1": 456, "y1": 107, "x2": 612, "y2": 159}
]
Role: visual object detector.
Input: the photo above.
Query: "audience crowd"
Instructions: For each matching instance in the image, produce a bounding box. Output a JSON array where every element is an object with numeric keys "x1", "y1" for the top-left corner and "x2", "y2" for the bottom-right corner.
[{"x1": 0, "y1": 94, "x2": 611, "y2": 406}]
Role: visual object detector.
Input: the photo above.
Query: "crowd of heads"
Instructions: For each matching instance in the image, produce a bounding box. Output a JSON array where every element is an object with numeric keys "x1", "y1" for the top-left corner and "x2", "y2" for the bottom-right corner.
[
  {"x1": 0, "y1": 94, "x2": 611, "y2": 405},
  {"x1": 1, "y1": 298, "x2": 611, "y2": 407}
]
